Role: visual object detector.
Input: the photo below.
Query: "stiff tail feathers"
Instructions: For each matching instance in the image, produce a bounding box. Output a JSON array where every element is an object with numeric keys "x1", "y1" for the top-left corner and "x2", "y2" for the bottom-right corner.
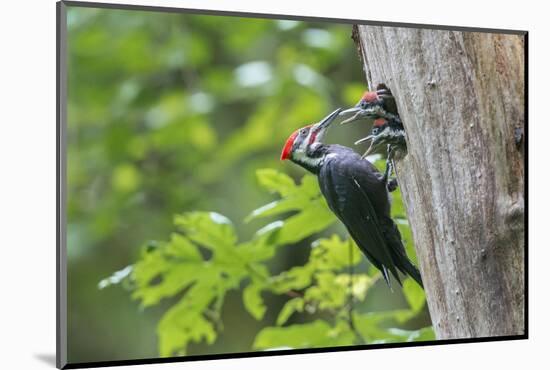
[
  {"x1": 380, "y1": 258, "x2": 423, "y2": 290},
  {"x1": 398, "y1": 256, "x2": 424, "y2": 289},
  {"x1": 380, "y1": 216, "x2": 424, "y2": 290}
]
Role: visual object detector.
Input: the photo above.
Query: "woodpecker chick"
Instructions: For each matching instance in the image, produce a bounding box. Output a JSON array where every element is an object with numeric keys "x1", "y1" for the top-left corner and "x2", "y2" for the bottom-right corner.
[
  {"x1": 356, "y1": 117, "x2": 406, "y2": 158},
  {"x1": 340, "y1": 84, "x2": 406, "y2": 191},
  {"x1": 355, "y1": 117, "x2": 406, "y2": 194},
  {"x1": 281, "y1": 109, "x2": 423, "y2": 289},
  {"x1": 339, "y1": 83, "x2": 399, "y2": 125},
  {"x1": 339, "y1": 84, "x2": 405, "y2": 156}
]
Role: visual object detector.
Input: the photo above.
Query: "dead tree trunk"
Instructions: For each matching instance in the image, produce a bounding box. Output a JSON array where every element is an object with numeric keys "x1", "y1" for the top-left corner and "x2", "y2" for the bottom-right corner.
[{"x1": 352, "y1": 25, "x2": 525, "y2": 339}]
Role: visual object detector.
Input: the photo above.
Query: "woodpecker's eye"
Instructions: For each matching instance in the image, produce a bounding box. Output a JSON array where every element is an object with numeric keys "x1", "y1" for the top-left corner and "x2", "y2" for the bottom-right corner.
[
  {"x1": 299, "y1": 128, "x2": 308, "y2": 135},
  {"x1": 360, "y1": 101, "x2": 368, "y2": 109},
  {"x1": 372, "y1": 127, "x2": 379, "y2": 135}
]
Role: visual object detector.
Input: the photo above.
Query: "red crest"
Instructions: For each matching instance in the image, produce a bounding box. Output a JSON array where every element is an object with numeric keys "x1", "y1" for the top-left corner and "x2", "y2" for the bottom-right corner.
[
  {"x1": 373, "y1": 118, "x2": 387, "y2": 127},
  {"x1": 280, "y1": 130, "x2": 299, "y2": 160},
  {"x1": 361, "y1": 91, "x2": 379, "y2": 103}
]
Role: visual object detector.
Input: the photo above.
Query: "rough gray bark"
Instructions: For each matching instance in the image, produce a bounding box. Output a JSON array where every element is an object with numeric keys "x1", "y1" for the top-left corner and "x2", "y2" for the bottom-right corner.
[{"x1": 352, "y1": 26, "x2": 525, "y2": 339}]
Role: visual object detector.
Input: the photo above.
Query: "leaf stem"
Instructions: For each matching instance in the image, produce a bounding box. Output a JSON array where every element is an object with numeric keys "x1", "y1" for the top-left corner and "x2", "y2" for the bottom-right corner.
[{"x1": 347, "y1": 240, "x2": 366, "y2": 344}]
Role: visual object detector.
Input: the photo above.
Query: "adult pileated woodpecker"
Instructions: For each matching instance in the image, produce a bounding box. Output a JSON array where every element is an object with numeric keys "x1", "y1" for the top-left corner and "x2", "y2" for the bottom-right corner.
[{"x1": 281, "y1": 108, "x2": 423, "y2": 288}]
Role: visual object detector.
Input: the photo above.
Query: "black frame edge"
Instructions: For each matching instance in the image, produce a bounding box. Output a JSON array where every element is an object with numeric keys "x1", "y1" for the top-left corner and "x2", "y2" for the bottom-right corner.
[
  {"x1": 63, "y1": 335, "x2": 527, "y2": 369},
  {"x1": 61, "y1": 0, "x2": 527, "y2": 35}
]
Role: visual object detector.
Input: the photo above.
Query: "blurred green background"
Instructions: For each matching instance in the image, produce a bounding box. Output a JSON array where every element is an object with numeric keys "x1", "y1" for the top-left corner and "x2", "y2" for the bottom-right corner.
[{"x1": 66, "y1": 5, "x2": 430, "y2": 364}]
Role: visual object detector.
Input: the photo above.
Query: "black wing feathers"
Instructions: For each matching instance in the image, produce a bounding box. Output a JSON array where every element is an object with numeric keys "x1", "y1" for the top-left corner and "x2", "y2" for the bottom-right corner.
[
  {"x1": 319, "y1": 152, "x2": 402, "y2": 286},
  {"x1": 318, "y1": 147, "x2": 423, "y2": 288}
]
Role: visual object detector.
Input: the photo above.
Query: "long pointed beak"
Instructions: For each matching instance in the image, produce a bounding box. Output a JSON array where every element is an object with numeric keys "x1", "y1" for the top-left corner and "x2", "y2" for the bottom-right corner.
[
  {"x1": 361, "y1": 140, "x2": 377, "y2": 158},
  {"x1": 339, "y1": 106, "x2": 361, "y2": 117},
  {"x1": 357, "y1": 134, "x2": 386, "y2": 158},
  {"x1": 354, "y1": 135, "x2": 374, "y2": 145},
  {"x1": 339, "y1": 102, "x2": 364, "y2": 125},
  {"x1": 311, "y1": 108, "x2": 342, "y2": 141}
]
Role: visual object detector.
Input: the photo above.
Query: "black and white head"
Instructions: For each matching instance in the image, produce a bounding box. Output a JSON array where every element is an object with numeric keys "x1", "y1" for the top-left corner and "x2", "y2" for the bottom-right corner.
[
  {"x1": 355, "y1": 117, "x2": 406, "y2": 157},
  {"x1": 339, "y1": 84, "x2": 399, "y2": 125},
  {"x1": 280, "y1": 108, "x2": 342, "y2": 171}
]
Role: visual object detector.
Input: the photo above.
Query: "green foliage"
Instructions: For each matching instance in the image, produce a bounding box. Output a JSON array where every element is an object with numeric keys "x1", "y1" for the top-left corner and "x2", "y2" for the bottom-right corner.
[
  {"x1": 353, "y1": 313, "x2": 435, "y2": 343},
  {"x1": 121, "y1": 211, "x2": 279, "y2": 356},
  {"x1": 403, "y1": 278, "x2": 425, "y2": 313},
  {"x1": 254, "y1": 320, "x2": 352, "y2": 349},
  {"x1": 101, "y1": 169, "x2": 433, "y2": 355},
  {"x1": 246, "y1": 169, "x2": 336, "y2": 244}
]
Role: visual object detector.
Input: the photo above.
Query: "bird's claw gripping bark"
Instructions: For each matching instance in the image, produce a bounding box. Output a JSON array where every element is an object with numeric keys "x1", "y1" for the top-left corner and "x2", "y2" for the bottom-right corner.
[{"x1": 386, "y1": 178, "x2": 398, "y2": 192}]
